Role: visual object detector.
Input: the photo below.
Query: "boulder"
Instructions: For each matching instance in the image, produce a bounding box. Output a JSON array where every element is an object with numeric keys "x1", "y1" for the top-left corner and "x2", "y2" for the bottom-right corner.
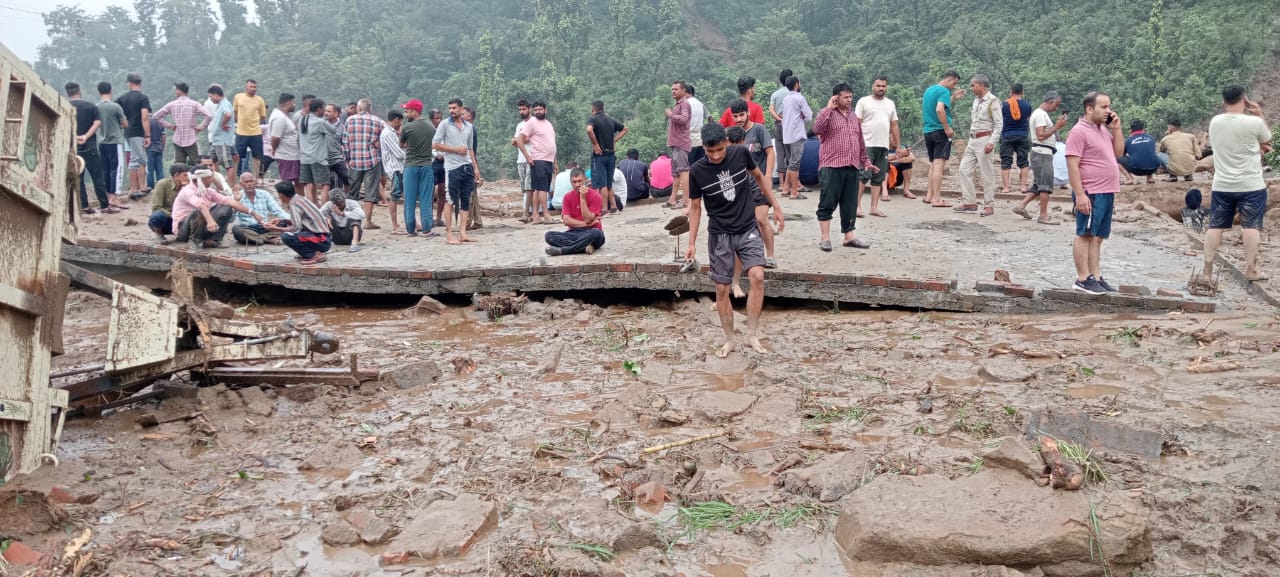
[
  {"x1": 320, "y1": 520, "x2": 360, "y2": 546},
  {"x1": 834, "y1": 471, "x2": 1151, "y2": 576},
  {"x1": 980, "y1": 437, "x2": 1044, "y2": 481},
  {"x1": 238, "y1": 386, "x2": 275, "y2": 417},
  {"x1": 382, "y1": 361, "x2": 443, "y2": 389}
]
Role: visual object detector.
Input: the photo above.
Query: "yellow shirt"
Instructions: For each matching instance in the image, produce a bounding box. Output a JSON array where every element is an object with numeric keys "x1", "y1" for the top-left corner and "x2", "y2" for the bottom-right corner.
[
  {"x1": 1157, "y1": 131, "x2": 1199, "y2": 176},
  {"x1": 233, "y1": 93, "x2": 267, "y2": 136}
]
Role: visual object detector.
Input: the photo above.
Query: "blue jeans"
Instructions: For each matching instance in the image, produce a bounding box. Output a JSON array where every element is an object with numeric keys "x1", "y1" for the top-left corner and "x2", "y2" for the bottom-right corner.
[
  {"x1": 146, "y1": 150, "x2": 164, "y2": 189},
  {"x1": 402, "y1": 165, "x2": 435, "y2": 234},
  {"x1": 546, "y1": 227, "x2": 605, "y2": 254},
  {"x1": 148, "y1": 210, "x2": 173, "y2": 235},
  {"x1": 281, "y1": 231, "x2": 332, "y2": 259}
]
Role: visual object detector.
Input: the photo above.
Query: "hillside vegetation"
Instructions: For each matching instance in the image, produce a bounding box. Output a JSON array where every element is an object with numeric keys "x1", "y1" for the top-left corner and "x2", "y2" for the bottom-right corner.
[{"x1": 35, "y1": 0, "x2": 1280, "y2": 176}]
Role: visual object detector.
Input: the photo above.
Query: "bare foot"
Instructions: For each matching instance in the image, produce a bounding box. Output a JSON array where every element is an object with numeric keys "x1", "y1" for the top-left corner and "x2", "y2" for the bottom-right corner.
[
  {"x1": 446, "y1": 235, "x2": 462, "y2": 245},
  {"x1": 732, "y1": 283, "x2": 746, "y2": 299},
  {"x1": 747, "y1": 335, "x2": 768, "y2": 354},
  {"x1": 716, "y1": 341, "x2": 735, "y2": 358},
  {"x1": 460, "y1": 235, "x2": 477, "y2": 243}
]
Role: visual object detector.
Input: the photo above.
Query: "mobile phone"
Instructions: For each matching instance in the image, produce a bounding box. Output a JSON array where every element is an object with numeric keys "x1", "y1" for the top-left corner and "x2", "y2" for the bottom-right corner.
[{"x1": 1105, "y1": 112, "x2": 1116, "y2": 126}]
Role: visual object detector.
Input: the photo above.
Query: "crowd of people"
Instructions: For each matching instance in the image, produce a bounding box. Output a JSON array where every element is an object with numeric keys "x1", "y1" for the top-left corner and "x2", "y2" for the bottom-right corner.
[{"x1": 66, "y1": 70, "x2": 1271, "y2": 355}]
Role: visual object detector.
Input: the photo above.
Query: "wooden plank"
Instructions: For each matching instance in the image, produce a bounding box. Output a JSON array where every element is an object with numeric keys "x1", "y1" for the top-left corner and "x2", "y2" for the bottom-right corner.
[
  {"x1": 0, "y1": 283, "x2": 43, "y2": 316},
  {"x1": 0, "y1": 399, "x2": 33, "y2": 423}
]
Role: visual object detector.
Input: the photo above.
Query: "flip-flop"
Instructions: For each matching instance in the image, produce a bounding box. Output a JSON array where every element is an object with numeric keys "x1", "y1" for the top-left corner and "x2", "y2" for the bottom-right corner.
[
  {"x1": 365, "y1": 224, "x2": 382, "y2": 230},
  {"x1": 793, "y1": 194, "x2": 808, "y2": 200},
  {"x1": 880, "y1": 195, "x2": 891, "y2": 202},
  {"x1": 903, "y1": 192, "x2": 917, "y2": 199},
  {"x1": 423, "y1": 231, "x2": 441, "y2": 238},
  {"x1": 678, "y1": 259, "x2": 699, "y2": 273},
  {"x1": 856, "y1": 212, "x2": 866, "y2": 218},
  {"x1": 462, "y1": 237, "x2": 478, "y2": 243},
  {"x1": 391, "y1": 230, "x2": 407, "y2": 235},
  {"x1": 1246, "y1": 274, "x2": 1270, "y2": 282},
  {"x1": 871, "y1": 211, "x2": 887, "y2": 218},
  {"x1": 931, "y1": 202, "x2": 953, "y2": 208}
]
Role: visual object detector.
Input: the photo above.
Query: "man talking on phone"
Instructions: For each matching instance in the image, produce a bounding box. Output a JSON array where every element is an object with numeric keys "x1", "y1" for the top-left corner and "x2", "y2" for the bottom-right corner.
[{"x1": 1066, "y1": 92, "x2": 1125, "y2": 295}]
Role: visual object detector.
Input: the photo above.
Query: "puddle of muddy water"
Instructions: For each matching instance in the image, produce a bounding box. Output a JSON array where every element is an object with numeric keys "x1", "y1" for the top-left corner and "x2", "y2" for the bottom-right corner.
[
  {"x1": 707, "y1": 563, "x2": 749, "y2": 577},
  {"x1": 1066, "y1": 384, "x2": 1127, "y2": 398}
]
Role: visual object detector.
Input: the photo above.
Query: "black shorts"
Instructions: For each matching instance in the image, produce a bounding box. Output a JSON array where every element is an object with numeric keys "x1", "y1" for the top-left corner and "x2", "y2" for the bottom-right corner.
[
  {"x1": 530, "y1": 160, "x2": 554, "y2": 192},
  {"x1": 447, "y1": 164, "x2": 476, "y2": 211},
  {"x1": 432, "y1": 160, "x2": 445, "y2": 185},
  {"x1": 591, "y1": 153, "x2": 616, "y2": 188},
  {"x1": 1000, "y1": 136, "x2": 1031, "y2": 169},
  {"x1": 924, "y1": 130, "x2": 951, "y2": 161},
  {"x1": 1119, "y1": 156, "x2": 1158, "y2": 177},
  {"x1": 861, "y1": 147, "x2": 889, "y2": 185},
  {"x1": 707, "y1": 230, "x2": 766, "y2": 285},
  {"x1": 234, "y1": 134, "x2": 263, "y2": 160}
]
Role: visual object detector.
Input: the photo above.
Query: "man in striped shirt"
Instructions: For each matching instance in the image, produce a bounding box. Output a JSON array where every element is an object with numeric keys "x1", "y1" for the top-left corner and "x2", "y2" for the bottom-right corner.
[
  {"x1": 342, "y1": 99, "x2": 386, "y2": 231},
  {"x1": 381, "y1": 110, "x2": 406, "y2": 234},
  {"x1": 269, "y1": 181, "x2": 332, "y2": 265},
  {"x1": 153, "y1": 82, "x2": 212, "y2": 166}
]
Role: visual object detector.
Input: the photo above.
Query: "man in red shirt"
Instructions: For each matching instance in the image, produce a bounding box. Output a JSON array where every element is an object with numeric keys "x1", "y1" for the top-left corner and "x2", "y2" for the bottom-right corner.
[
  {"x1": 813, "y1": 82, "x2": 877, "y2": 251},
  {"x1": 719, "y1": 76, "x2": 765, "y2": 128},
  {"x1": 545, "y1": 168, "x2": 604, "y2": 256}
]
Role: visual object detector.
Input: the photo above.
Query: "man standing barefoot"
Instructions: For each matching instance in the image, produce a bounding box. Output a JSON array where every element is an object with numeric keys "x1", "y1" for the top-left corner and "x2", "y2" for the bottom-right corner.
[
  {"x1": 921, "y1": 71, "x2": 964, "y2": 208},
  {"x1": 1202, "y1": 85, "x2": 1272, "y2": 283},
  {"x1": 685, "y1": 124, "x2": 784, "y2": 358}
]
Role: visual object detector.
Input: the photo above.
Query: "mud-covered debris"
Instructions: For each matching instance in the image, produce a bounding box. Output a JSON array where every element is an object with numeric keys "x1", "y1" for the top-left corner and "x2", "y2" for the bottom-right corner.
[
  {"x1": 196, "y1": 384, "x2": 243, "y2": 410},
  {"x1": 299, "y1": 443, "x2": 365, "y2": 472},
  {"x1": 343, "y1": 506, "x2": 398, "y2": 545},
  {"x1": 238, "y1": 386, "x2": 275, "y2": 417},
  {"x1": 977, "y1": 358, "x2": 1036, "y2": 382},
  {"x1": 994, "y1": 269, "x2": 1012, "y2": 283},
  {"x1": 473, "y1": 292, "x2": 527, "y2": 320},
  {"x1": 48, "y1": 485, "x2": 100, "y2": 505},
  {"x1": 693, "y1": 390, "x2": 757, "y2": 421},
  {"x1": 452, "y1": 356, "x2": 478, "y2": 376},
  {"x1": 383, "y1": 360, "x2": 442, "y2": 389},
  {"x1": 411, "y1": 295, "x2": 447, "y2": 315},
  {"x1": 612, "y1": 523, "x2": 664, "y2": 553},
  {"x1": 386, "y1": 494, "x2": 497, "y2": 559},
  {"x1": 980, "y1": 437, "x2": 1043, "y2": 481},
  {"x1": 775, "y1": 453, "x2": 865, "y2": 502},
  {"x1": 634, "y1": 481, "x2": 667, "y2": 506},
  {"x1": 201, "y1": 300, "x2": 236, "y2": 319},
  {"x1": 1038, "y1": 437, "x2": 1084, "y2": 490},
  {"x1": 320, "y1": 520, "x2": 360, "y2": 546}
]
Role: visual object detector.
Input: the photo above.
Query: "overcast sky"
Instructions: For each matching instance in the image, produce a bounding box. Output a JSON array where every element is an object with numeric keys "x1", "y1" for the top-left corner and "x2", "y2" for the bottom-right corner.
[{"x1": 1, "y1": 0, "x2": 129, "y2": 62}]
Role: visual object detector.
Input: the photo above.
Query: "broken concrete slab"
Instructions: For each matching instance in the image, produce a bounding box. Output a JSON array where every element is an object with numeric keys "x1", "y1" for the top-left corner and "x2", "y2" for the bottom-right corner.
[
  {"x1": 775, "y1": 452, "x2": 866, "y2": 502},
  {"x1": 834, "y1": 471, "x2": 1151, "y2": 577},
  {"x1": 1026, "y1": 408, "x2": 1164, "y2": 458},
  {"x1": 382, "y1": 360, "x2": 443, "y2": 389},
  {"x1": 385, "y1": 494, "x2": 496, "y2": 559},
  {"x1": 196, "y1": 384, "x2": 243, "y2": 410},
  {"x1": 237, "y1": 386, "x2": 275, "y2": 417},
  {"x1": 638, "y1": 361, "x2": 673, "y2": 387},
  {"x1": 693, "y1": 390, "x2": 757, "y2": 422}
]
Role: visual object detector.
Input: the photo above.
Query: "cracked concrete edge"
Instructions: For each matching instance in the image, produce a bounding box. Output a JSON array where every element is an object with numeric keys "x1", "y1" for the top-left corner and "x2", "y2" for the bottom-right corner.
[
  {"x1": 1181, "y1": 230, "x2": 1280, "y2": 308},
  {"x1": 64, "y1": 244, "x2": 1218, "y2": 315}
]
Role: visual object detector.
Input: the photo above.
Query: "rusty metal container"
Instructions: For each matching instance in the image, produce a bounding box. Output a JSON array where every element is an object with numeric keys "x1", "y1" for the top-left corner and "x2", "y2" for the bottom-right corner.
[{"x1": 0, "y1": 42, "x2": 75, "y2": 481}]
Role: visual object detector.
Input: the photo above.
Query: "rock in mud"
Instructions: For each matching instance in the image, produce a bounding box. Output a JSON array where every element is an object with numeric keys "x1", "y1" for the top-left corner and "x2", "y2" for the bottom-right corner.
[
  {"x1": 343, "y1": 506, "x2": 397, "y2": 545},
  {"x1": 639, "y1": 361, "x2": 673, "y2": 387},
  {"x1": 237, "y1": 386, "x2": 275, "y2": 417},
  {"x1": 197, "y1": 384, "x2": 243, "y2": 410},
  {"x1": 693, "y1": 390, "x2": 757, "y2": 421},
  {"x1": 299, "y1": 444, "x2": 365, "y2": 472},
  {"x1": 775, "y1": 452, "x2": 866, "y2": 502},
  {"x1": 411, "y1": 295, "x2": 447, "y2": 315},
  {"x1": 834, "y1": 471, "x2": 1151, "y2": 576},
  {"x1": 385, "y1": 494, "x2": 496, "y2": 559},
  {"x1": 382, "y1": 360, "x2": 443, "y2": 389},
  {"x1": 201, "y1": 300, "x2": 236, "y2": 319},
  {"x1": 320, "y1": 520, "x2": 361, "y2": 546},
  {"x1": 980, "y1": 437, "x2": 1044, "y2": 481}
]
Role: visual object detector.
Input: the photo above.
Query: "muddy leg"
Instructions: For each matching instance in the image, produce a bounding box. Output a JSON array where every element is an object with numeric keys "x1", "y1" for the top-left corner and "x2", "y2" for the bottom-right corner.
[
  {"x1": 745, "y1": 266, "x2": 768, "y2": 354},
  {"x1": 715, "y1": 283, "x2": 736, "y2": 358}
]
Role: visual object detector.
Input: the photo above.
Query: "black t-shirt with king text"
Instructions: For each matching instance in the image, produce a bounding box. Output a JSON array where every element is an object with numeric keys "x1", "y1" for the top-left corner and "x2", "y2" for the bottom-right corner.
[{"x1": 689, "y1": 145, "x2": 759, "y2": 235}]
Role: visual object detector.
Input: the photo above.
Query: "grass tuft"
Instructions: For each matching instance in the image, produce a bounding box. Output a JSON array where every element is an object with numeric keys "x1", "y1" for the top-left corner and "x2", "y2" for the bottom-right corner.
[
  {"x1": 1106, "y1": 327, "x2": 1142, "y2": 347},
  {"x1": 555, "y1": 542, "x2": 615, "y2": 562},
  {"x1": 805, "y1": 404, "x2": 867, "y2": 426},
  {"x1": 1056, "y1": 439, "x2": 1109, "y2": 484}
]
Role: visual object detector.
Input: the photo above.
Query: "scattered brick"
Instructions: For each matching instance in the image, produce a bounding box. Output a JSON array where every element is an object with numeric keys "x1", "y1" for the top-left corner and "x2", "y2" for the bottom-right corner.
[
  {"x1": 1156, "y1": 288, "x2": 1183, "y2": 298},
  {"x1": 1002, "y1": 284, "x2": 1035, "y2": 298}
]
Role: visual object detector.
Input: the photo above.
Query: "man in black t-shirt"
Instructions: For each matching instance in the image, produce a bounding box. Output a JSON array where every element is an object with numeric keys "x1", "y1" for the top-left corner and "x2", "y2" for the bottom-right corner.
[
  {"x1": 115, "y1": 73, "x2": 152, "y2": 198},
  {"x1": 686, "y1": 123, "x2": 784, "y2": 359},
  {"x1": 67, "y1": 82, "x2": 115, "y2": 214},
  {"x1": 586, "y1": 100, "x2": 628, "y2": 214}
]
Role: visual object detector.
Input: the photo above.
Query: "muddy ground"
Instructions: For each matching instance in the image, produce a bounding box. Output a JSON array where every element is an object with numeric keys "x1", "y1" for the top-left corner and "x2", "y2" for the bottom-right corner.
[{"x1": 4, "y1": 280, "x2": 1279, "y2": 577}]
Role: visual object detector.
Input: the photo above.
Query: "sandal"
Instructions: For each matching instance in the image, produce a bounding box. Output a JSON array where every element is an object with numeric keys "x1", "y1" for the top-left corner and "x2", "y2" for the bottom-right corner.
[
  {"x1": 792, "y1": 193, "x2": 808, "y2": 200},
  {"x1": 819, "y1": 240, "x2": 832, "y2": 252},
  {"x1": 931, "y1": 201, "x2": 953, "y2": 208},
  {"x1": 880, "y1": 194, "x2": 890, "y2": 202},
  {"x1": 903, "y1": 191, "x2": 917, "y2": 199},
  {"x1": 299, "y1": 254, "x2": 328, "y2": 265},
  {"x1": 391, "y1": 229, "x2": 407, "y2": 235},
  {"x1": 843, "y1": 238, "x2": 871, "y2": 249},
  {"x1": 871, "y1": 210, "x2": 887, "y2": 218},
  {"x1": 764, "y1": 257, "x2": 778, "y2": 269},
  {"x1": 980, "y1": 207, "x2": 994, "y2": 217},
  {"x1": 856, "y1": 211, "x2": 866, "y2": 218}
]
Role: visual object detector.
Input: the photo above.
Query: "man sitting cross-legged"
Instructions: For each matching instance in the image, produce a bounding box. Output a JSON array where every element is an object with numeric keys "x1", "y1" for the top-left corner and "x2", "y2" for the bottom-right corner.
[
  {"x1": 545, "y1": 167, "x2": 605, "y2": 256},
  {"x1": 684, "y1": 123, "x2": 784, "y2": 358},
  {"x1": 231, "y1": 172, "x2": 290, "y2": 245},
  {"x1": 320, "y1": 189, "x2": 366, "y2": 253}
]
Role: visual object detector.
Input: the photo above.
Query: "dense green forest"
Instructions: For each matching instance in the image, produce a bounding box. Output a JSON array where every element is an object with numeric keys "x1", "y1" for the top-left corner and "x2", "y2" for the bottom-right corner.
[{"x1": 33, "y1": 0, "x2": 1279, "y2": 178}]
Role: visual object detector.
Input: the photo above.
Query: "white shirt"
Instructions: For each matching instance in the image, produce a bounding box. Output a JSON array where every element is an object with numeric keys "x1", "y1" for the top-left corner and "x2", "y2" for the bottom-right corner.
[
  {"x1": 267, "y1": 109, "x2": 299, "y2": 161},
  {"x1": 203, "y1": 98, "x2": 218, "y2": 144},
  {"x1": 380, "y1": 125, "x2": 404, "y2": 174},
  {"x1": 514, "y1": 119, "x2": 527, "y2": 165},
  {"x1": 688, "y1": 97, "x2": 706, "y2": 147},
  {"x1": 1053, "y1": 142, "x2": 1068, "y2": 185},
  {"x1": 854, "y1": 96, "x2": 898, "y2": 149},
  {"x1": 612, "y1": 168, "x2": 627, "y2": 208},
  {"x1": 1030, "y1": 107, "x2": 1056, "y2": 155}
]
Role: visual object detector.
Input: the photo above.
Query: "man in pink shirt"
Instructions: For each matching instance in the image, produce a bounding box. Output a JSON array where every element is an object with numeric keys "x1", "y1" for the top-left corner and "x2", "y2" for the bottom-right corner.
[
  {"x1": 152, "y1": 82, "x2": 211, "y2": 166},
  {"x1": 514, "y1": 100, "x2": 558, "y2": 225},
  {"x1": 171, "y1": 168, "x2": 260, "y2": 248},
  {"x1": 664, "y1": 81, "x2": 692, "y2": 209},
  {"x1": 1065, "y1": 92, "x2": 1125, "y2": 295}
]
